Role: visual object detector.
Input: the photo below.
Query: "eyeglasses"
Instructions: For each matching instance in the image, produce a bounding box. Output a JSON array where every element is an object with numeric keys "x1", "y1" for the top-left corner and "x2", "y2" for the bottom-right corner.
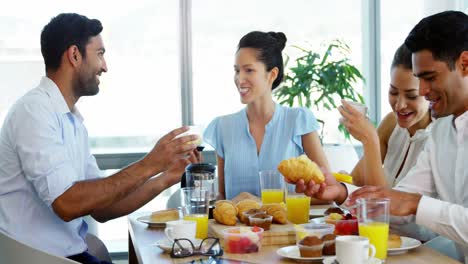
[{"x1": 170, "y1": 237, "x2": 223, "y2": 258}]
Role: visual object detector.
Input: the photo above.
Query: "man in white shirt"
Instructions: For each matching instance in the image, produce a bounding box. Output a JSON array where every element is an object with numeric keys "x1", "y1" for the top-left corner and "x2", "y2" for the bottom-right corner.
[
  {"x1": 295, "y1": 11, "x2": 468, "y2": 262},
  {"x1": 0, "y1": 13, "x2": 199, "y2": 263}
]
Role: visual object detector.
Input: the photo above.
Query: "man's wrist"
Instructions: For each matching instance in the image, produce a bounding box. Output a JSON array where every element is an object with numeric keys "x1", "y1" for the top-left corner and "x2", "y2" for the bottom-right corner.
[{"x1": 335, "y1": 183, "x2": 349, "y2": 205}]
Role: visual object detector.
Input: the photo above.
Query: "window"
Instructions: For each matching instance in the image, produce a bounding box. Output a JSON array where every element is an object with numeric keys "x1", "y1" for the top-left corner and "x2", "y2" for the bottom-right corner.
[
  {"x1": 191, "y1": 0, "x2": 365, "y2": 144},
  {"x1": 379, "y1": 0, "x2": 465, "y2": 120},
  {"x1": 0, "y1": 1, "x2": 180, "y2": 153},
  {"x1": 0, "y1": 0, "x2": 179, "y2": 253}
]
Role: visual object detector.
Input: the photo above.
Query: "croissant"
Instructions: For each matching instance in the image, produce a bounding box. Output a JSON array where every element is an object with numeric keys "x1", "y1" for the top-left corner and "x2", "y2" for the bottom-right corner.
[
  {"x1": 261, "y1": 203, "x2": 287, "y2": 224},
  {"x1": 236, "y1": 199, "x2": 261, "y2": 223},
  {"x1": 278, "y1": 155, "x2": 325, "y2": 184},
  {"x1": 213, "y1": 200, "x2": 238, "y2": 226}
]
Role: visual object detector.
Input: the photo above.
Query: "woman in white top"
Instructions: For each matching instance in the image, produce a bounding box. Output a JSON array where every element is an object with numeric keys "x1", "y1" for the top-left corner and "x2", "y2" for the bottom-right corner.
[
  {"x1": 339, "y1": 44, "x2": 436, "y2": 241},
  {"x1": 340, "y1": 43, "x2": 432, "y2": 187}
]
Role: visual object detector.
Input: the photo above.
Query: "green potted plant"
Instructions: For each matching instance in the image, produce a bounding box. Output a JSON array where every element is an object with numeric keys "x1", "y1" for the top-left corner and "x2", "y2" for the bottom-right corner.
[{"x1": 274, "y1": 40, "x2": 365, "y2": 141}]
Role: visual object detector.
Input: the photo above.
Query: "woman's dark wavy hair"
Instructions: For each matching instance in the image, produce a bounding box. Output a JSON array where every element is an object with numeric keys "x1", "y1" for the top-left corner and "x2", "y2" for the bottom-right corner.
[
  {"x1": 41, "y1": 13, "x2": 103, "y2": 71},
  {"x1": 237, "y1": 31, "x2": 287, "y2": 90},
  {"x1": 391, "y1": 43, "x2": 412, "y2": 70},
  {"x1": 405, "y1": 11, "x2": 468, "y2": 70}
]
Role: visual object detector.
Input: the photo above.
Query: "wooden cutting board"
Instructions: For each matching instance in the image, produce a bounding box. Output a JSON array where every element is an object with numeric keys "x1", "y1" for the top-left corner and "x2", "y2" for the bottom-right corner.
[{"x1": 208, "y1": 219, "x2": 296, "y2": 246}]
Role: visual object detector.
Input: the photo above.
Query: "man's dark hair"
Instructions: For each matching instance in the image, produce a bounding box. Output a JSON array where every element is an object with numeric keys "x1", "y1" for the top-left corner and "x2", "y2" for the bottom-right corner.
[
  {"x1": 405, "y1": 11, "x2": 468, "y2": 70},
  {"x1": 238, "y1": 31, "x2": 287, "y2": 90},
  {"x1": 391, "y1": 43, "x2": 412, "y2": 70},
  {"x1": 40, "y1": 13, "x2": 103, "y2": 71}
]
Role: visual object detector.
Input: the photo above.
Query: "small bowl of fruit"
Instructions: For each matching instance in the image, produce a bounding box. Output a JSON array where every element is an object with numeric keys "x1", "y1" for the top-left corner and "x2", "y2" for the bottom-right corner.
[
  {"x1": 324, "y1": 213, "x2": 358, "y2": 235},
  {"x1": 222, "y1": 226, "x2": 264, "y2": 254}
]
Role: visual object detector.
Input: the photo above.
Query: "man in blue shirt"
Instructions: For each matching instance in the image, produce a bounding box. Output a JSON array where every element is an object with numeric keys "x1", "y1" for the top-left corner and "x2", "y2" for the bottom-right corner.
[{"x1": 0, "y1": 13, "x2": 199, "y2": 264}]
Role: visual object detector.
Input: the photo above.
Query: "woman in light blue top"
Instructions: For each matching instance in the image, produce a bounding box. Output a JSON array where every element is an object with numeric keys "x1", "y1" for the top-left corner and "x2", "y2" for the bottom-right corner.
[{"x1": 204, "y1": 31, "x2": 330, "y2": 199}]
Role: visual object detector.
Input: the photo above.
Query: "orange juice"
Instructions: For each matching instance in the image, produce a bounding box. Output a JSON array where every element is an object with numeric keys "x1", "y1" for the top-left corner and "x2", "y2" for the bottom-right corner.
[
  {"x1": 286, "y1": 195, "x2": 310, "y2": 224},
  {"x1": 261, "y1": 189, "x2": 284, "y2": 204},
  {"x1": 184, "y1": 214, "x2": 209, "y2": 239},
  {"x1": 359, "y1": 222, "x2": 389, "y2": 260}
]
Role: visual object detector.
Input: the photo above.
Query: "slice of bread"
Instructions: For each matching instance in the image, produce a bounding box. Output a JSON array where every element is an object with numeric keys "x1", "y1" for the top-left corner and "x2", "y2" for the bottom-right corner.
[{"x1": 150, "y1": 208, "x2": 179, "y2": 222}]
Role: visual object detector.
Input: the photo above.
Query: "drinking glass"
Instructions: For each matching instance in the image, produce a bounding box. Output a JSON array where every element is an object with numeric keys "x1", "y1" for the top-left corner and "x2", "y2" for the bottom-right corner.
[
  {"x1": 285, "y1": 183, "x2": 310, "y2": 224},
  {"x1": 259, "y1": 170, "x2": 284, "y2": 204},
  {"x1": 357, "y1": 198, "x2": 390, "y2": 261},
  {"x1": 180, "y1": 187, "x2": 210, "y2": 239}
]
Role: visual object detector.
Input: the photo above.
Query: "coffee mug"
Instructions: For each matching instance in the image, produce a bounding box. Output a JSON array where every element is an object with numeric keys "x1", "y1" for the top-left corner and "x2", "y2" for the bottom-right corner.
[
  {"x1": 336, "y1": 235, "x2": 376, "y2": 264},
  {"x1": 346, "y1": 101, "x2": 368, "y2": 116},
  {"x1": 164, "y1": 220, "x2": 197, "y2": 243}
]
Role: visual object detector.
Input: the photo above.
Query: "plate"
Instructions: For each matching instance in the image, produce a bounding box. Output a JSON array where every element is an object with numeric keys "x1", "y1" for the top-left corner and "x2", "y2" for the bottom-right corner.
[
  {"x1": 323, "y1": 256, "x2": 382, "y2": 264},
  {"x1": 276, "y1": 245, "x2": 334, "y2": 262},
  {"x1": 155, "y1": 238, "x2": 203, "y2": 252},
  {"x1": 137, "y1": 215, "x2": 172, "y2": 228},
  {"x1": 387, "y1": 236, "x2": 422, "y2": 255}
]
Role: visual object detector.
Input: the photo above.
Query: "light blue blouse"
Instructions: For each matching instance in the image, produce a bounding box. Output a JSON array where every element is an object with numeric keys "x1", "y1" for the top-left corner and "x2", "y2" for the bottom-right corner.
[{"x1": 203, "y1": 103, "x2": 320, "y2": 199}]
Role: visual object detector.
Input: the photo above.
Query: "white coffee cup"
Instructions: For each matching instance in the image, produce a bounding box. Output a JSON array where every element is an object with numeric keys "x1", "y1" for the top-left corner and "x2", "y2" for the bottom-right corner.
[
  {"x1": 336, "y1": 235, "x2": 376, "y2": 264},
  {"x1": 346, "y1": 101, "x2": 368, "y2": 116},
  {"x1": 164, "y1": 220, "x2": 196, "y2": 243}
]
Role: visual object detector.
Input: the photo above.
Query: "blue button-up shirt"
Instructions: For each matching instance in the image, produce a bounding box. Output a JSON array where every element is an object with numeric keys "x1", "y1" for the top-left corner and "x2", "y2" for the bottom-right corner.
[
  {"x1": 204, "y1": 103, "x2": 320, "y2": 199},
  {"x1": 0, "y1": 77, "x2": 101, "y2": 257}
]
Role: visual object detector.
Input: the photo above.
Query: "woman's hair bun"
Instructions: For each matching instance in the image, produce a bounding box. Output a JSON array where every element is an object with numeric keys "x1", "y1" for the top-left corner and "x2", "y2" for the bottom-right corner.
[{"x1": 268, "y1": 32, "x2": 287, "y2": 51}]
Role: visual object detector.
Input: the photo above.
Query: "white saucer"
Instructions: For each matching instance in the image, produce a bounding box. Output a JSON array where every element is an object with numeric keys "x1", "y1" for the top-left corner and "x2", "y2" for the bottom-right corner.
[
  {"x1": 387, "y1": 236, "x2": 422, "y2": 255},
  {"x1": 323, "y1": 256, "x2": 382, "y2": 264},
  {"x1": 155, "y1": 238, "x2": 203, "y2": 252},
  {"x1": 276, "y1": 245, "x2": 334, "y2": 262}
]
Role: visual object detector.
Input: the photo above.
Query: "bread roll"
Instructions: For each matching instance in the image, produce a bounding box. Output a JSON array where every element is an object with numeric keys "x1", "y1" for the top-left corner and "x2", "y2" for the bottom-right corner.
[
  {"x1": 278, "y1": 155, "x2": 325, "y2": 184},
  {"x1": 388, "y1": 234, "x2": 402, "y2": 249},
  {"x1": 261, "y1": 203, "x2": 287, "y2": 224},
  {"x1": 150, "y1": 208, "x2": 179, "y2": 222},
  {"x1": 213, "y1": 200, "x2": 238, "y2": 226}
]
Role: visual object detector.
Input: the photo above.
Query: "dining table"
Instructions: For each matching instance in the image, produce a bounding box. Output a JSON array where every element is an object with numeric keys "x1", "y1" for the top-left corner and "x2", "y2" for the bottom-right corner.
[{"x1": 128, "y1": 208, "x2": 462, "y2": 264}]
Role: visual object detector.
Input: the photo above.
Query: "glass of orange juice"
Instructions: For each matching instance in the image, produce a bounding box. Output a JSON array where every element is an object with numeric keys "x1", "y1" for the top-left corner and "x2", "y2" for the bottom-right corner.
[
  {"x1": 285, "y1": 183, "x2": 310, "y2": 224},
  {"x1": 259, "y1": 170, "x2": 284, "y2": 204},
  {"x1": 357, "y1": 198, "x2": 390, "y2": 261},
  {"x1": 180, "y1": 187, "x2": 210, "y2": 239}
]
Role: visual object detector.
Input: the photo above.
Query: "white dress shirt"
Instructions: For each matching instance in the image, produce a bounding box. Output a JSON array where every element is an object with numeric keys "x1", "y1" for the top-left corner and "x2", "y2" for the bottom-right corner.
[
  {"x1": 345, "y1": 111, "x2": 468, "y2": 262},
  {"x1": 395, "y1": 111, "x2": 468, "y2": 262},
  {"x1": 0, "y1": 77, "x2": 101, "y2": 257}
]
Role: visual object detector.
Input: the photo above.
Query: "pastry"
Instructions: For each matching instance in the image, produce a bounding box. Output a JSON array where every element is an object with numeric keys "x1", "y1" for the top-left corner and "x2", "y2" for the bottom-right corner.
[
  {"x1": 248, "y1": 213, "x2": 273, "y2": 231},
  {"x1": 213, "y1": 200, "x2": 238, "y2": 226},
  {"x1": 278, "y1": 155, "x2": 325, "y2": 184},
  {"x1": 298, "y1": 235, "x2": 323, "y2": 257},
  {"x1": 231, "y1": 192, "x2": 261, "y2": 204},
  {"x1": 322, "y1": 234, "x2": 336, "y2": 255},
  {"x1": 388, "y1": 234, "x2": 402, "y2": 249},
  {"x1": 236, "y1": 199, "x2": 261, "y2": 223},
  {"x1": 242, "y1": 209, "x2": 266, "y2": 225},
  {"x1": 261, "y1": 203, "x2": 287, "y2": 224},
  {"x1": 150, "y1": 208, "x2": 179, "y2": 222}
]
